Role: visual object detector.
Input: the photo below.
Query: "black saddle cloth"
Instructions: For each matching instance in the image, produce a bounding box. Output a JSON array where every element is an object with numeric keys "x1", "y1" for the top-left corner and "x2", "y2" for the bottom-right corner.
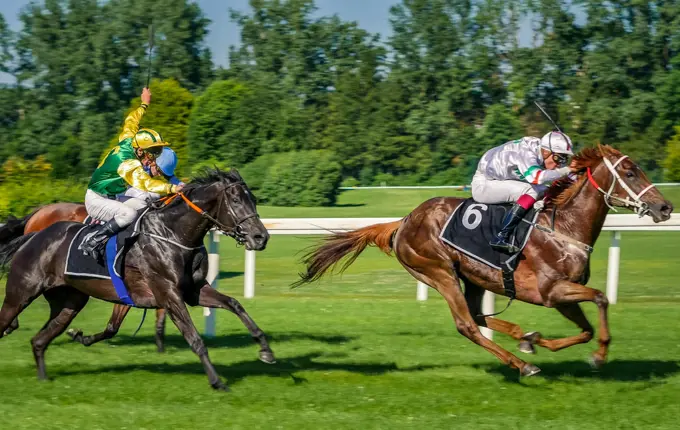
[
  {"x1": 65, "y1": 208, "x2": 148, "y2": 280},
  {"x1": 439, "y1": 198, "x2": 539, "y2": 272}
]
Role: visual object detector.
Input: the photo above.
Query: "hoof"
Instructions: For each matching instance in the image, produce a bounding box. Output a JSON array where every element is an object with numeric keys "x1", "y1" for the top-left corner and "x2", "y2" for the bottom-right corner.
[
  {"x1": 211, "y1": 380, "x2": 230, "y2": 392},
  {"x1": 66, "y1": 328, "x2": 83, "y2": 341},
  {"x1": 518, "y1": 332, "x2": 540, "y2": 354},
  {"x1": 259, "y1": 350, "x2": 276, "y2": 364},
  {"x1": 518, "y1": 341, "x2": 536, "y2": 354},
  {"x1": 589, "y1": 355, "x2": 605, "y2": 369},
  {"x1": 521, "y1": 363, "x2": 541, "y2": 377}
]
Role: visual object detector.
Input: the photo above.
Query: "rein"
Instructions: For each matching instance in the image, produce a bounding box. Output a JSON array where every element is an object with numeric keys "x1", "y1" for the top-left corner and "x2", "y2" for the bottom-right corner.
[
  {"x1": 586, "y1": 155, "x2": 655, "y2": 217},
  {"x1": 159, "y1": 181, "x2": 259, "y2": 245}
]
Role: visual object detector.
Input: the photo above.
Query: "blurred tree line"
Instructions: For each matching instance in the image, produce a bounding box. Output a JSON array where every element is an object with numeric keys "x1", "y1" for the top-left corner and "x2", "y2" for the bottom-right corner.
[{"x1": 2, "y1": 0, "x2": 680, "y2": 215}]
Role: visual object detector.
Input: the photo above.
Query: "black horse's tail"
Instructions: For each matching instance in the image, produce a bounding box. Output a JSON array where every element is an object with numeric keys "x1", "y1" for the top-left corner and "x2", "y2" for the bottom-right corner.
[
  {"x1": 0, "y1": 233, "x2": 37, "y2": 272},
  {"x1": 0, "y1": 210, "x2": 37, "y2": 245}
]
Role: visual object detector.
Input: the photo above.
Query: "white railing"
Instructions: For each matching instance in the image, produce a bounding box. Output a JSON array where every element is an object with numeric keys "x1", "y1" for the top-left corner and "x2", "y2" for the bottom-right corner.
[{"x1": 204, "y1": 214, "x2": 680, "y2": 340}]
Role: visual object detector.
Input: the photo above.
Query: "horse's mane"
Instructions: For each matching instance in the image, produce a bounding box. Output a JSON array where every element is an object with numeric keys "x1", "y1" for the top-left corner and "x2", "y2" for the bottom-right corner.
[
  {"x1": 151, "y1": 167, "x2": 244, "y2": 212},
  {"x1": 544, "y1": 144, "x2": 622, "y2": 207},
  {"x1": 185, "y1": 167, "x2": 243, "y2": 188}
]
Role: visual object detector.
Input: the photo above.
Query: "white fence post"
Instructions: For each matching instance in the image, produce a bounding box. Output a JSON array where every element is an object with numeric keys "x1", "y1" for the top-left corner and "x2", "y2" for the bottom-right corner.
[
  {"x1": 606, "y1": 231, "x2": 621, "y2": 304},
  {"x1": 204, "y1": 230, "x2": 220, "y2": 338},
  {"x1": 480, "y1": 291, "x2": 495, "y2": 340},
  {"x1": 416, "y1": 281, "x2": 428, "y2": 301},
  {"x1": 244, "y1": 249, "x2": 256, "y2": 299}
]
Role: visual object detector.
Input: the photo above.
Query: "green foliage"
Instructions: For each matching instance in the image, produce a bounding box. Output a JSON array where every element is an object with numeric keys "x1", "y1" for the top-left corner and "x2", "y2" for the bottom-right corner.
[
  {"x1": 188, "y1": 79, "x2": 259, "y2": 167},
  {"x1": 258, "y1": 151, "x2": 342, "y2": 207},
  {"x1": 2, "y1": 0, "x2": 680, "y2": 216},
  {"x1": 0, "y1": 156, "x2": 85, "y2": 217},
  {"x1": 476, "y1": 104, "x2": 524, "y2": 153},
  {"x1": 663, "y1": 127, "x2": 680, "y2": 182}
]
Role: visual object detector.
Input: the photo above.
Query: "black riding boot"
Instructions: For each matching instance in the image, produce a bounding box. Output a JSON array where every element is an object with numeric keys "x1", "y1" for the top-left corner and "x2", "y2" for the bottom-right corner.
[
  {"x1": 489, "y1": 203, "x2": 528, "y2": 254},
  {"x1": 78, "y1": 218, "x2": 124, "y2": 263}
]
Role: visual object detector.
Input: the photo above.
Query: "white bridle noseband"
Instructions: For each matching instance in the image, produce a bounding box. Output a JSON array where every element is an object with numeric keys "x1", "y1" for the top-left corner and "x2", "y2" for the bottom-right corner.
[{"x1": 587, "y1": 155, "x2": 656, "y2": 217}]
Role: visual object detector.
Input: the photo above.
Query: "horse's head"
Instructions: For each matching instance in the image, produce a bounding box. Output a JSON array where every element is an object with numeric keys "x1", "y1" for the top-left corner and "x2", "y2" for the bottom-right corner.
[
  {"x1": 575, "y1": 145, "x2": 673, "y2": 223},
  {"x1": 185, "y1": 168, "x2": 269, "y2": 251}
]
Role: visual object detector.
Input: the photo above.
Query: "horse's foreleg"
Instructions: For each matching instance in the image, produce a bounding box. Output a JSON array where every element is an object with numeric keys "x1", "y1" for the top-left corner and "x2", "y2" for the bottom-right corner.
[
  {"x1": 165, "y1": 294, "x2": 227, "y2": 391},
  {"x1": 67, "y1": 304, "x2": 131, "y2": 347},
  {"x1": 194, "y1": 283, "x2": 275, "y2": 364},
  {"x1": 546, "y1": 281, "x2": 610, "y2": 367},
  {"x1": 411, "y1": 266, "x2": 538, "y2": 376},
  {"x1": 155, "y1": 308, "x2": 166, "y2": 353},
  {"x1": 464, "y1": 284, "x2": 593, "y2": 354}
]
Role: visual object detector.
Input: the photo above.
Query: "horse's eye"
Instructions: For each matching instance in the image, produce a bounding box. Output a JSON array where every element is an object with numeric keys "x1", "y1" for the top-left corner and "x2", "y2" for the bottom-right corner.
[
  {"x1": 626, "y1": 171, "x2": 634, "y2": 178},
  {"x1": 232, "y1": 198, "x2": 241, "y2": 204}
]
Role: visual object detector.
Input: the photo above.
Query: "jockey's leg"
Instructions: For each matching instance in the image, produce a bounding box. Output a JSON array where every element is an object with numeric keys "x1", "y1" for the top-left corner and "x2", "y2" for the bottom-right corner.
[
  {"x1": 79, "y1": 190, "x2": 137, "y2": 261},
  {"x1": 472, "y1": 175, "x2": 545, "y2": 254}
]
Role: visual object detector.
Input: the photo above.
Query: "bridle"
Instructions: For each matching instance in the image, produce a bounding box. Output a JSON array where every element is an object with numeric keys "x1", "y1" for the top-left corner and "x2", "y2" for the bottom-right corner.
[
  {"x1": 161, "y1": 181, "x2": 259, "y2": 244},
  {"x1": 586, "y1": 155, "x2": 656, "y2": 217}
]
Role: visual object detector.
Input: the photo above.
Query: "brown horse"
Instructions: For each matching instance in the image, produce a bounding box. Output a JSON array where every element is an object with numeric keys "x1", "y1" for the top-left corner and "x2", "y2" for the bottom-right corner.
[{"x1": 294, "y1": 146, "x2": 673, "y2": 376}]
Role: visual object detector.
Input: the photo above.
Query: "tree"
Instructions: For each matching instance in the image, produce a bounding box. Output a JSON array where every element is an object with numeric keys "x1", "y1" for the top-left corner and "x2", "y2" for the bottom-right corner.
[
  {"x1": 663, "y1": 127, "x2": 680, "y2": 181},
  {"x1": 187, "y1": 79, "x2": 258, "y2": 167}
]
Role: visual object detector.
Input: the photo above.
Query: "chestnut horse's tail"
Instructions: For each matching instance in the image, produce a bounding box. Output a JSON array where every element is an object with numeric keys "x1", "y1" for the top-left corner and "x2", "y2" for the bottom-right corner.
[
  {"x1": 0, "y1": 209, "x2": 39, "y2": 246},
  {"x1": 293, "y1": 219, "x2": 403, "y2": 288}
]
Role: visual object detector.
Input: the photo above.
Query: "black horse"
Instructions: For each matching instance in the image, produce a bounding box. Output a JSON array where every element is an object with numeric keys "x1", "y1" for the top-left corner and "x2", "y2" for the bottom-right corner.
[{"x1": 0, "y1": 168, "x2": 273, "y2": 391}]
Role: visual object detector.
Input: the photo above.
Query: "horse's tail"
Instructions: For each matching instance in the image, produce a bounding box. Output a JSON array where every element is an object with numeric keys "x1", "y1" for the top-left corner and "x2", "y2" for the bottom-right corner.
[
  {"x1": 0, "y1": 210, "x2": 37, "y2": 245},
  {"x1": 292, "y1": 219, "x2": 402, "y2": 288},
  {"x1": 0, "y1": 233, "x2": 37, "y2": 272}
]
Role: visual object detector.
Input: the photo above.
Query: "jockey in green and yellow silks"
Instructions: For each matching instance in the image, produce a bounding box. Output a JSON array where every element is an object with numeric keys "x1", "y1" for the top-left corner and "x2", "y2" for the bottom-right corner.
[{"x1": 79, "y1": 87, "x2": 184, "y2": 261}]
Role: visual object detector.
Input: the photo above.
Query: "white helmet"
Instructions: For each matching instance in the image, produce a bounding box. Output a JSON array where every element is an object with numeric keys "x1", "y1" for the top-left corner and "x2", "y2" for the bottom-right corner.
[{"x1": 540, "y1": 131, "x2": 573, "y2": 155}]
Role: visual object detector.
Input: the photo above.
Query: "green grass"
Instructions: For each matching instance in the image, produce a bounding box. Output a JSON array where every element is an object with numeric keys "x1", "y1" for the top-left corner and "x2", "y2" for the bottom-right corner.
[{"x1": 1, "y1": 187, "x2": 679, "y2": 429}]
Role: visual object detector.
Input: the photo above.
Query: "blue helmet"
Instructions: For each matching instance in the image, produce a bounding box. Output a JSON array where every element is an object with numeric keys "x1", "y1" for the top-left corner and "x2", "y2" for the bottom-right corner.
[{"x1": 156, "y1": 147, "x2": 178, "y2": 177}]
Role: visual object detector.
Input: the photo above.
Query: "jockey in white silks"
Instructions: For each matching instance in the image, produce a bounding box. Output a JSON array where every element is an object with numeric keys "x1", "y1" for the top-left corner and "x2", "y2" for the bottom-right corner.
[{"x1": 471, "y1": 131, "x2": 577, "y2": 254}]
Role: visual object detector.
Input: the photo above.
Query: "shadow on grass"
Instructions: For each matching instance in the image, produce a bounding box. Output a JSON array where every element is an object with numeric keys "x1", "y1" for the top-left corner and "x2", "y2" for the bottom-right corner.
[
  {"x1": 53, "y1": 351, "x2": 445, "y2": 386},
  {"x1": 474, "y1": 359, "x2": 680, "y2": 383},
  {"x1": 218, "y1": 271, "x2": 243, "y2": 279},
  {"x1": 54, "y1": 331, "x2": 357, "y2": 350}
]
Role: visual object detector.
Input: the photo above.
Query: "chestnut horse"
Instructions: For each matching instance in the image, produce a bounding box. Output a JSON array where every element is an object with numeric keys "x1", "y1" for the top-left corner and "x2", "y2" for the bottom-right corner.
[
  {"x1": 294, "y1": 146, "x2": 673, "y2": 376},
  {"x1": 0, "y1": 203, "x2": 170, "y2": 351}
]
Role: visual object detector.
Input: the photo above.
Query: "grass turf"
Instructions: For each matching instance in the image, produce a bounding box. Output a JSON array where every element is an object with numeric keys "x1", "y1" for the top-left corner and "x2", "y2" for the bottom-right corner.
[{"x1": 0, "y1": 187, "x2": 679, "y2": 429}]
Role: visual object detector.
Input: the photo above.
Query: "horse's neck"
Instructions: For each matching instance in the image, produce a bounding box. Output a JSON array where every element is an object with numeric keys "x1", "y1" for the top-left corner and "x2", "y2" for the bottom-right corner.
[
  {"x1": 555, "y1": 164, "x2": 612, "y2": 246},
  {"x1": 150, "y1": 198, "x2": 215, "y2": 248}
]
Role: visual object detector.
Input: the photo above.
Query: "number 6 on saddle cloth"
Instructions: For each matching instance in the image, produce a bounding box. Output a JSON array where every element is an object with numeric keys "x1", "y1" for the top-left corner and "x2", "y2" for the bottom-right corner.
[{"x1": 439, "y1": 199, "x2": 541, "y2": 299}]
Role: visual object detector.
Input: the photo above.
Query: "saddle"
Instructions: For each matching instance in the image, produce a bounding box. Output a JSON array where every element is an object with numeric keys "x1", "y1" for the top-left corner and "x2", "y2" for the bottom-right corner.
[
  {"x1": 65, "y1": 208, "x2": 149, "y2": 305},
  {"x1": 439, "y1": 198, "x2": 541, "y2": 299}
]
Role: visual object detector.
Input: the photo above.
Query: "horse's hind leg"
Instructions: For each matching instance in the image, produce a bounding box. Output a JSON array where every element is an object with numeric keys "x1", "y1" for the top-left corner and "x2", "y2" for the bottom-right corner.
[
  {"x1": 3, "y1": 317, "x2": 19, "y2": 336},
  {"x1": 155, "y1": 308, "x2": 166, "y2": 353},
  {"x1": 0, "y1": 277, "x2": 44, "y2": 338},
  {"x1": 67, "y1": 304, "x2": 130, "y2": 347},
  {"x1": 32, "y1": 287, "x2": 89, "y2": 380},
  {"x1": 192, "y1": 283, "x2": 275, "y2": 364}
]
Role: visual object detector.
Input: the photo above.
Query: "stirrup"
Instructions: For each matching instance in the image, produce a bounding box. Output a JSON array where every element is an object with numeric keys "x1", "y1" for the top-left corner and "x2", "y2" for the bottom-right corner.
[{"x1": 490, "y1": 238, "x2": 520, "y2": 254}]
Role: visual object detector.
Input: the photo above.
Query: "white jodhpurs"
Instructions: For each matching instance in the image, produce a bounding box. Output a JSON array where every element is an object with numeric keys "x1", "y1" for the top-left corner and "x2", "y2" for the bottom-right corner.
[
  {"x1": 471, "y1": 172, "x2": 547, "y2": 205},
  {"x1": 84, "y1": 189, "x2": 146, "y2": 227},
  {"x1": 117, "y1": 187, "x2": 160, "y2": 203}
]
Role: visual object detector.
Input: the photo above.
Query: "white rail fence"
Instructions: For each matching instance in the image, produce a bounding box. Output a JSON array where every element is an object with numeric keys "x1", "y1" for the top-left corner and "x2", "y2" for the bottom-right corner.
[{"x1": 204, "y1": 214, "x2": 680, "y2": 339}]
